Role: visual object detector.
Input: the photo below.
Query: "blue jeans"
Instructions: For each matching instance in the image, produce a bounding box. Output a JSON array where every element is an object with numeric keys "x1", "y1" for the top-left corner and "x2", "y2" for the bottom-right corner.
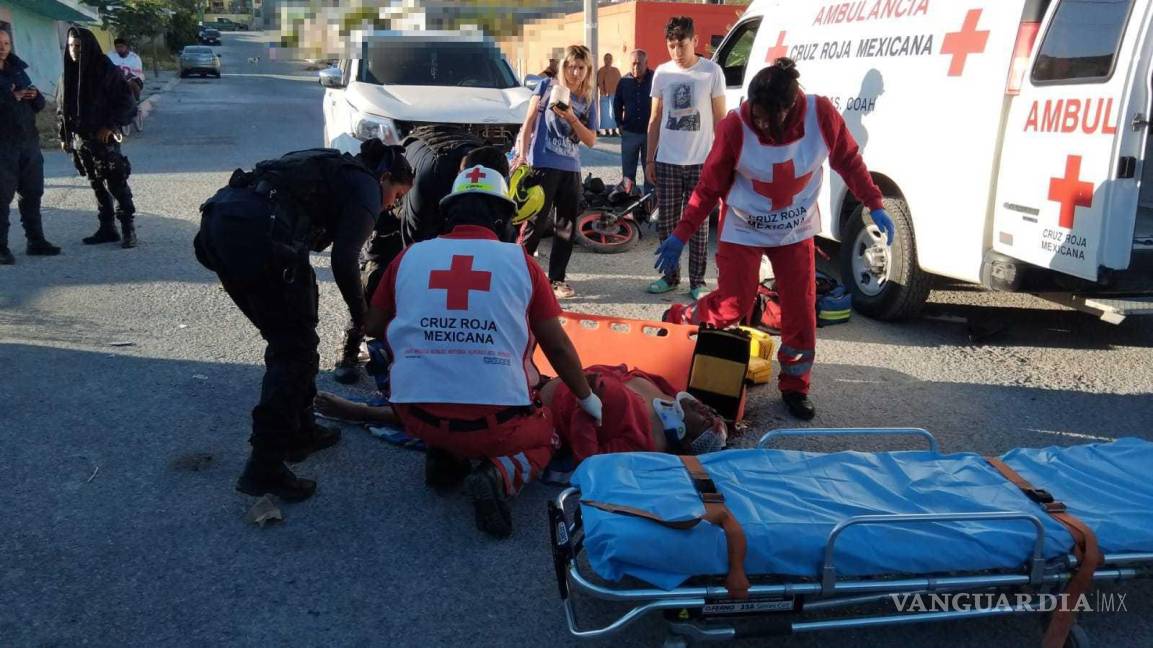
[
  {"x1": 620, "y1": 130, "x2": 650, "y2": 195},
  {"x1": 599, "y1": 96, "x2": 616, "y2": 130}
]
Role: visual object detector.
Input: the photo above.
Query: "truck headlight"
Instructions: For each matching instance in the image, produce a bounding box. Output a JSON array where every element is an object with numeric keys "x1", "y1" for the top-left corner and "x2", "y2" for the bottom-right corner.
[{"x1": 352, "y1": 113, "x2": 399, "y2": 145}]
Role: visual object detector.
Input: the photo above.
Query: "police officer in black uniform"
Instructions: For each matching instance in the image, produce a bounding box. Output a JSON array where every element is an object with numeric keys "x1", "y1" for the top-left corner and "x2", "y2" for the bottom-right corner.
[
  {"x1": 195, "y1": 139, "x2": 413, "y2": 501},
  {"x1": 57, "y1": 26, "x2": 139, "y2": 248}
]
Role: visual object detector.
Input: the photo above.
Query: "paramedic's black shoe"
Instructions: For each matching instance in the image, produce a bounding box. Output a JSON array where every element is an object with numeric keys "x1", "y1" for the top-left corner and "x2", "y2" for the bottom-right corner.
[
  {"x1": 0, "y1": 247, "x2": 14, "y2": 265},
  {"x1": 83, "y1": 224, "x2": 120, "y2": 245},
  {"x1": 285, "y1": 420, "x2": 342, "y2": 463},
  {"x1": 782, "y1": 391, "x2": 816, "y2": 420},
  {"x1": 236, "y1": 459, "x2": 316, "y2": 502},
  {"x1": 26, "y1": 239, "x2": 61, "y2": 256},
  {"x1": 425, "y1": 447, "x2": 471, "y2": 491},
  {"x1": 465, "y1": 462, "x2": 512, "y2": 539}
]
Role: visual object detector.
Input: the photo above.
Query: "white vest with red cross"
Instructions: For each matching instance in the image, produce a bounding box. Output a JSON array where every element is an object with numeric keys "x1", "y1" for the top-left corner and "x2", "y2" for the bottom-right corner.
[
  {"x1": 722, "y1": 95, "x2": 828, "y2": 248},
  {"x1": 387, "y1": 237, "x2": 535, "y2": 406}
]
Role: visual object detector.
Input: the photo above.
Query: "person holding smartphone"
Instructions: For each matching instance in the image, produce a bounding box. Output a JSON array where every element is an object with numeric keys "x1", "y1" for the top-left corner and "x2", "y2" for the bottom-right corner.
[
  {"x1": 511, "y1": 44, "x2": 598, "y2": 299},
  {"x1": 0, "y1": 29, "x2": 59, "y2": 264}
]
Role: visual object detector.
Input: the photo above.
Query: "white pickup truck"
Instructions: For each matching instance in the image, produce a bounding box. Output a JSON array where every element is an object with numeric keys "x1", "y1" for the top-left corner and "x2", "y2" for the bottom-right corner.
[{"x1": 320, "y1": 31, "x2": 533, "y2": 153}]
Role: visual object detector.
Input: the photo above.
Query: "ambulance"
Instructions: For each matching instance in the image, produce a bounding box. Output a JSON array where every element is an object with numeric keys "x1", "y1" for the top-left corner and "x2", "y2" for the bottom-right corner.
[{"x1": 712, "y1": 0, "x2": 1153, "y2": 322}]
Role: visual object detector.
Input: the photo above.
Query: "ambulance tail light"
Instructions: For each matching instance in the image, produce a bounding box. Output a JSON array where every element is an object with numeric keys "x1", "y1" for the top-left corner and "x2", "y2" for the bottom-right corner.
[{"x1": 1007, "y1": 22, "x2": 1041, "y2": 95}]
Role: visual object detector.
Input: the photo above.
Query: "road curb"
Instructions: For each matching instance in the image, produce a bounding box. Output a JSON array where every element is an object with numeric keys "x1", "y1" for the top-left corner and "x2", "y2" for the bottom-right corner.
[{"x1": 137, "y1": 76, "x2": 181, "y2": 124}]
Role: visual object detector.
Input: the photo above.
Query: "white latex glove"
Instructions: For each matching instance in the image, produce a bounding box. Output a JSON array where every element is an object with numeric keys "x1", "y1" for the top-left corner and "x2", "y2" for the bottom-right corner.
[{"x1": 578, "y1": 392, "x2": 603, "y2": 427}]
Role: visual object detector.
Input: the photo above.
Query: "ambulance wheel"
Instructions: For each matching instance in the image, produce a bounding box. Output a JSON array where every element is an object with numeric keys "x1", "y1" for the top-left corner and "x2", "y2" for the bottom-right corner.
[
  {"x1": 839, "y1": 197, "x2": 930, "y2": 321},
  {"x1": 575, "y1": 211, "x2": 640, "y2": 253},
  {"x1": 1064, "y1": 624, "x2": 1090, "y2": 648}
]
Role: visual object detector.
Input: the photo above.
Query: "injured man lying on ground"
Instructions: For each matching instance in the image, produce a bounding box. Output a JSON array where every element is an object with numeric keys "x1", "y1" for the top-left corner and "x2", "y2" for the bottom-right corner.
[{"x1": 315, "y1": 363, "x2": 727, "y2": 473}]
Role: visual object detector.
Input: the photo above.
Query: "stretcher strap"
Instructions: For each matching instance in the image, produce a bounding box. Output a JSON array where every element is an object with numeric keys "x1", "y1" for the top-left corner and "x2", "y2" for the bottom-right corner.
[
  {"x1": 579, "y1": 458, "x2": 751, "y2": 600},
  {"x1": 680, "y1": 455, "x2": 750, "y2": 600},
  {"x1": 985, "y1": 457, "x2": 1103, "y2": 648}
]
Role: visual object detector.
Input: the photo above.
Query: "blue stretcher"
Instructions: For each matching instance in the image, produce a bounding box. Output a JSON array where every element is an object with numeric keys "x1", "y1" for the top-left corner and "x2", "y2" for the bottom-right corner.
[{"x1": 548, "y1": 429, "x2": 1153, "y2": 648}]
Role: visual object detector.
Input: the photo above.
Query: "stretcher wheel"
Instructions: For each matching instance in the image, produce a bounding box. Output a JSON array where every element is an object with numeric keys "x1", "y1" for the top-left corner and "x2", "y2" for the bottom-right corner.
[{"x1": 1064, "y1": 624, "x2": 1090, "y2": 648}]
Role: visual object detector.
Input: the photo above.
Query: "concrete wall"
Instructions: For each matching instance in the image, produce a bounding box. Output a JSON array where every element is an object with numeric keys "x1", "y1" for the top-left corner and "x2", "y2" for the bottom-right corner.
[
  {"x1": 500, "y1": 1, "x2": 746, "y2": 83},
  {"x1": 1, "y1": 3, "x2": 63, "y2": 96}
]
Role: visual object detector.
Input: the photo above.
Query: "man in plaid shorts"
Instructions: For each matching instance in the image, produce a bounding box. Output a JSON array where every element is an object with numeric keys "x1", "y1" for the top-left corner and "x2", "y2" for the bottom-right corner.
[{"x1": 644, "y1": 16, "x2": 726, "y2": 301}]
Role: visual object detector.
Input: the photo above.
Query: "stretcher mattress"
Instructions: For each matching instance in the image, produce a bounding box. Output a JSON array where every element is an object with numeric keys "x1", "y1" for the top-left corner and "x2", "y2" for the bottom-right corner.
[{"x1": 572, "y1": 438, "x2": 1153, "y2": 590}]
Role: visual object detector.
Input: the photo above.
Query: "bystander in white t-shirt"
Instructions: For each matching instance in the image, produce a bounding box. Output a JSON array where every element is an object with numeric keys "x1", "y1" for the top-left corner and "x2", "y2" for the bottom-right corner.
[
  {"x1": 108, "y1": 51, "x2": 145, "y2": 81},
  {"x1": 650, "y1": 57, "x2": 725, "y2": 166}
]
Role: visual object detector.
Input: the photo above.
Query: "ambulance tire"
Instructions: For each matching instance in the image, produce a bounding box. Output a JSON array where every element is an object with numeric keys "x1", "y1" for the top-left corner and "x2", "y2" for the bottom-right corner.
[{"x1": 839, "y1": 197, "x2": 930, "y2": 321}]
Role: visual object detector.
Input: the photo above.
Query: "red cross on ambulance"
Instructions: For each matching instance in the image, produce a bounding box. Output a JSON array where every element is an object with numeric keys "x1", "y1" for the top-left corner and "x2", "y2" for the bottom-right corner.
[
  {"x1": 752, "y1": 160, "x2": 813, "y2": 210},
  {"x1": 942, "y1": 9, "x2": 990, "y2": 77},
  {"x1": 1048, "y1": 155, "x2": 1095, "y2": 229},
  {"x1": 766, "y1": 31, "x2": 788, "y2": 63},
  {"x1": 428, "y1": 255, "x2": 493, "y2": 310}
]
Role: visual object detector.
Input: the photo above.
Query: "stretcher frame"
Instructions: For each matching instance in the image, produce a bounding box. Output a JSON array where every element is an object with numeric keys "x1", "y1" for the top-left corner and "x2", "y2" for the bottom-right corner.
[{"x1": 548, "y1": 428, "x2": 1153, "y2": 647}]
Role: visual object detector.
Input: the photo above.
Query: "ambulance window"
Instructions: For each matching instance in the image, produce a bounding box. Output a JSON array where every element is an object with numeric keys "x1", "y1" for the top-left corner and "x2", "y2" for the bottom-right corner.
[
  {"x1": 714, "y1": 18, "x2": 761, "y2": 88},
  {"x1": 1033, "y1": 0, "x2": 1134, "y2": 83}
]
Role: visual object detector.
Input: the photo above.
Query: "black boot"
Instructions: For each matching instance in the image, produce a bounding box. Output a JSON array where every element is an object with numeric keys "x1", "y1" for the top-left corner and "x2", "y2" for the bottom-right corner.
[
  {"x1": 26, "y1": 239, "x2": 62, "y2": 256},
  {"x1": 425, "y1": 447, "x2": 472, "y2": 491},
  {"x1": 119, "y1": 219, "x2": 137, "y2": 249},
  {"x1": 0, "y1": 247, "x2": 14, "y2": 265},
  {"x1": 782, "y1": 391, "x2": 816, "y2": 421},
  {"x1": 236, "y1": 458, "x2": 316, "y2": 502},
  {"x1": 284, "y1": 419, "x2": 342, "y2": 463},
  {"x1": 465, "y1": 462, "x2": 512, "y2": 538},
  {"x1": 83, "y1": 222, "x2": 120, "y2": 245},
  {"x1": 333, "y1": 329, "x2": 362, "y2": 385}
]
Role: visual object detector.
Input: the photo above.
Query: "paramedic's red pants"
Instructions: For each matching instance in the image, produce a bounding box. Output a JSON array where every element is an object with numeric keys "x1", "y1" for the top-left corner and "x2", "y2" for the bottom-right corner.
[
  {"x1": 393, "y1": 404, "x2": 557, "y2": 496},
  {"x1": 686, "y1": 239, "x2": 816, "y2": 394}
]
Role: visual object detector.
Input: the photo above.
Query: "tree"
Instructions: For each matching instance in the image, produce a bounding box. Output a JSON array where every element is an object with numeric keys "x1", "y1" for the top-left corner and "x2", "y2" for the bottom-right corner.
[{"x1": 81, "y1": 0, "x2": 172, "y2": 45}]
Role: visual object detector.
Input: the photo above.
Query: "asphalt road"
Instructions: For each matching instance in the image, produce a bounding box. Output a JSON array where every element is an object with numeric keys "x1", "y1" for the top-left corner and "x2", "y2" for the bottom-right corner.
[{"x1": 2, "y1": 32, "x2": 1152, "y2": 648}]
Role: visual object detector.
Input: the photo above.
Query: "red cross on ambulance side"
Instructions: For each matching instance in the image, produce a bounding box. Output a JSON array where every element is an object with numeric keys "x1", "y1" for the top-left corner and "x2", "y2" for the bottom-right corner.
[
  {"x1": 428, "y1": 255, "x2": 492, "y2": 310},
  {"x1": 942, "y1": 9, "x2": 989, "y2": 77},
  {"x1": 1048, "y1": 155, "x2": 1094, "y2": 229},
  {"x1": 766, "y1": 31, "x2": 788, "y2": 63},
  {"x1": 751, "y1": 160, "x2": 813, "y2": 210}
]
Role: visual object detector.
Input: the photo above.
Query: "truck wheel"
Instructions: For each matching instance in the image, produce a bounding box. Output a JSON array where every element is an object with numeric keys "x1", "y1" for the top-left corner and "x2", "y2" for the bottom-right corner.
[{"x1": 838, "y1": 196, "x2": 930, "y2": 320}]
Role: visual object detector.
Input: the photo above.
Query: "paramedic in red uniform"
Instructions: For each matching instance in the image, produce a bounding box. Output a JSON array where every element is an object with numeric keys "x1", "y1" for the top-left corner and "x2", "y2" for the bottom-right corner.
[
  {"x1": 365, "y1": 165, "x2": 601, "y2": 539},
  {"x1": 656, "y1": 59, "x2": 895, "y2": 421}
]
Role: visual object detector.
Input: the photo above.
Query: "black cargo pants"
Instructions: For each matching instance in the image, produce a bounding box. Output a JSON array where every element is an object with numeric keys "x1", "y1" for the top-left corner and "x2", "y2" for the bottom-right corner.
[{"x1": 219, "y1": 260, "x2": 321, "y2": 463}]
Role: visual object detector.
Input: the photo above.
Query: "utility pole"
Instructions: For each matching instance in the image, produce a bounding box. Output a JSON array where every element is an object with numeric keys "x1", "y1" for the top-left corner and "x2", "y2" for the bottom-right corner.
[{"x1": 584, "y1": 0, "x2": 597, "y2": 102}]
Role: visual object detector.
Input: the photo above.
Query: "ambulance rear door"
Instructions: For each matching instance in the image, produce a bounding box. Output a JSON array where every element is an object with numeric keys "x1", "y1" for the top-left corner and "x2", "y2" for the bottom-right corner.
[{"x1": 993, "y1": 0, "x2": 1153, "y2": 281}]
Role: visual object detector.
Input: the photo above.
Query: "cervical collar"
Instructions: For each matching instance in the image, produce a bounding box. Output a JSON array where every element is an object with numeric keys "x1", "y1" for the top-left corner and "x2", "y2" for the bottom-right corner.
[{"x1": 655, "y1": 392, "x2": 728, "y2": 455}]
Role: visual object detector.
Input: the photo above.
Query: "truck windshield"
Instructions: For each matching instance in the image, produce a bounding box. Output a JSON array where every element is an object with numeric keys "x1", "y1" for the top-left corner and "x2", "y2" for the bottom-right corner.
[{"x1": 358, "y1": 41, "x2": 518, "y2": 89}]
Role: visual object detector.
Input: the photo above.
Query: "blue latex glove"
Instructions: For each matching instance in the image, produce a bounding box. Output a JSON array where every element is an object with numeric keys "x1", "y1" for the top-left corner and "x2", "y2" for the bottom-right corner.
[
  {"x1": 654, "y1": 236, "x2": 685, "y2": 277},
  {"x1": 870, "y1": 208, "x2": 895, "y2": 245}
]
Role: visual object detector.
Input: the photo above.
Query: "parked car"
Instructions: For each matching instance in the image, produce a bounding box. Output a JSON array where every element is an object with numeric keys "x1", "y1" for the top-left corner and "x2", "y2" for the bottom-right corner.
[
  {"x1": 320, "y1": 30, "x2": 532, "y2": 152},
  {"x1": 198, "y1": 28, "x2": 221, "y2": 45},
  {"x1": 180, "y1": 46, "x2": 221, "y2": 78},
  {"x1": 204, "y1": 18, "x2": 248, "y2": 31}
]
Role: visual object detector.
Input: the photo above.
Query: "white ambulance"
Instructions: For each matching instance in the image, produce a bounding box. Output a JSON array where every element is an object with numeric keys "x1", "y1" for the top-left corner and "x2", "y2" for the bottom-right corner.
[{"x1": 712, "y1": 0, "x2": 1153, "y2": 322}]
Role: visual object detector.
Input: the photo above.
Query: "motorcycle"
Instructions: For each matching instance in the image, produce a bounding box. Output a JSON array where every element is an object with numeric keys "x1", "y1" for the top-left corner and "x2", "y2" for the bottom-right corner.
[{"x1": 574, "y1": 175, "x2": 653, "y2": 254}]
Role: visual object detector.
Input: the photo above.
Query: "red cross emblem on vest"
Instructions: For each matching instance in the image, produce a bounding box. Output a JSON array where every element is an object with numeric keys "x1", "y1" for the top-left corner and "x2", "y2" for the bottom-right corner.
[
  {"x1": 752, "y1": 160, "x2": 813, "y2": 210},
  {"x1": 1048, "y1": 155, "x2": 1094, "y2": 229},
  {"x1": 428, "y1": 255, "x2": 492, "y2": 310},
  {"x1": 466, "y1": 167, "x2": 486, "y2": 183},
  {"x1": 942, "y1": 9, "x2": 990, "y2": 77}
]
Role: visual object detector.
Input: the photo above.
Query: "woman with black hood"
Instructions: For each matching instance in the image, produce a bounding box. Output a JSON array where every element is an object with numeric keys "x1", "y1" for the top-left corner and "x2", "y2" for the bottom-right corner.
[
  {"x1": 0, "y1": 28, "x2": 59, "y2": 264},
  {"x1": 57, "y1": 26, "x2": 140, "y2": 248}
]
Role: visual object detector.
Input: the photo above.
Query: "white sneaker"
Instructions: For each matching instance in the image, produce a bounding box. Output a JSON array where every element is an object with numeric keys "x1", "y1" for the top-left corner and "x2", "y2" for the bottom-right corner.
[{"x1": 552, "y1": 281, "x2": 575, "y2": 299}]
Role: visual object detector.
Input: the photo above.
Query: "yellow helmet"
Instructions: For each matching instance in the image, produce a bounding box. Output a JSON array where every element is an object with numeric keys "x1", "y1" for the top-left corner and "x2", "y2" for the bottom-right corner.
[{"x1": 509, "y1": 164, "x2": 545, "y2": 225}]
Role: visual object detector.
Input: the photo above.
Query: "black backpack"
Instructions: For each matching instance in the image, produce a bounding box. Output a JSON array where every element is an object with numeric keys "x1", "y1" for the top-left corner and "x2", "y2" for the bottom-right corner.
[
  {"x1": 398, "y1": 125, "x2": 485, "y2": 245},
  {"x1": 194, "y1": 149, "x2": 370, "y2": 280}
]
